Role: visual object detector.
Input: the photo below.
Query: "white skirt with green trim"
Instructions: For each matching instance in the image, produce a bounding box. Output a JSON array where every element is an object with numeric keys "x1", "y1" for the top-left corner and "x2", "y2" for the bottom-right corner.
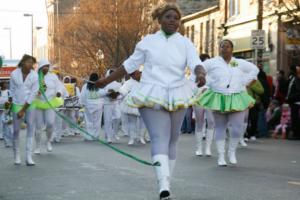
[{"x1": 126, "y1": 81, "x2": 199, "y2": 112}]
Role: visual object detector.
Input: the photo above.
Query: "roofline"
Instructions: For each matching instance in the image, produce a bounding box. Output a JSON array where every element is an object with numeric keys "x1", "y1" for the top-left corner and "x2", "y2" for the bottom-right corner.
[{"x1": 181, "y1": 5, "x2": 219, "y2": 23}]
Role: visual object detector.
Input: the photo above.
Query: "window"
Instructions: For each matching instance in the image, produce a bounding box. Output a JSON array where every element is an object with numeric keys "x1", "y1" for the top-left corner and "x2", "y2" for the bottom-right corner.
[
  {"x1": 211, "y1": 20, "x2": 215, "y2": 57},
  {"x1": 186, "y1": 26, "x2": 190, "y2": 38},
  {"x1": 191, "y1": 25, "x2": 195, "y2": 42},
  {"x1": 199, "y1": 22, "x2": 203, "y2": 53},
  {"x1": 229, "y1": 0, "x2": 240, "y2": 17},
  {"x1": 205, "y1": 20, "x2": 210, "y2": 54}
]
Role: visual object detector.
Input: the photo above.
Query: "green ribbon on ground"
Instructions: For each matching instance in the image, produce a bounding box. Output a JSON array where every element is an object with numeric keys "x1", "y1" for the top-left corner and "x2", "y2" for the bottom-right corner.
[{"x1": 38, "y1": 71, "x2": 159, "y2": 167}]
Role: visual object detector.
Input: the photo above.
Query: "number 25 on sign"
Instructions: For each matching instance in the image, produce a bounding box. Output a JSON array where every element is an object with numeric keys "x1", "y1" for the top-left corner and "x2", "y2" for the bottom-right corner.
[{"x1": 251, "y1": 30, "x2": 265, "y2": 49}]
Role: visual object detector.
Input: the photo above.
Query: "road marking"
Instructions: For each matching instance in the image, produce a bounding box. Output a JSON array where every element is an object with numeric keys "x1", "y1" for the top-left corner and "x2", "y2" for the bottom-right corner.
[{"x1": 288, "y1": 181, "x2": 300, "y2": 186}]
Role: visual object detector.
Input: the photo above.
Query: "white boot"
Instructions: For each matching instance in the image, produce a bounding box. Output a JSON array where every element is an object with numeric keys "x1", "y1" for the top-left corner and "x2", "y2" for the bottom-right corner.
[
  {"x1": 205, "y1": 129, "x2": 214, "y2": 156},
  {"x1": 139, "y1": 136, "x2": 146, "y2": 145},
  {"x1": 26, "y1": 137, "x2": 35, "y2": 166},
  {"x1": 128, "y1": 137, "x2": 134, "y2": 145},
  {"x1": 195, "y1": 131, "x2": 203, "y2": 156},
  {"x1": 239, "y1": 137, "x2": 247, "y2": 147},
  {"x1": 228, "y1": 138, "x2": 239, "y2": 165},
  {"x1": 46, "y1": 129, "x2": 53, "y2": 152},
  {"x1": 34, "y1": 130, "x2": 42, "y2": 154},
  {"x1": 13, "y1": 138, "x2": 21, "y2": 165},
  {"x1": 152, "y1": 154, "x2": 171, "y2": 199},
  {"x1": 216, "y1": 140, "x2": 227, "y2": 166}
]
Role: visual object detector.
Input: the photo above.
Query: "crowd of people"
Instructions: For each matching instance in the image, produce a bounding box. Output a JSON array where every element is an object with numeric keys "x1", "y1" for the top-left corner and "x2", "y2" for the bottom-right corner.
[{"x1": 0, "y1": 3, "x2": 300, "y2": 200}]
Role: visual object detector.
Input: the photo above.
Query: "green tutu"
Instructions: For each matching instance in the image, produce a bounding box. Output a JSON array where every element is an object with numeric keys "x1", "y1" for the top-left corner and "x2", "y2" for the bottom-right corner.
[
  {"x1": 197, "y1": 89, "x2": 255, "y2": 113},
  {"x1": 11, "y1": 103, "x2": 36, "y2": 113},
  {"x1": 33, "y1": 97, "x2": 64, "y2": 110}
]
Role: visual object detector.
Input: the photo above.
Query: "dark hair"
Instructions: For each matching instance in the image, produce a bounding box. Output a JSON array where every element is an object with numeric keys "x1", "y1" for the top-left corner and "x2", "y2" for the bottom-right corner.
[
  {"x1": 87, "y1": 73, "x2": 99, "y2": 91},
  {"x1": 152, "y1": 3, "x2": 182, "y2": 21},
  {"x1": 17, "y1": 54, "x2": 36, "y2": 68},
  {"x1": 220, "y1": 39, "x2": 234, "y2": 48},
  {"x1": 199, "y1": 54, "x2": 210, "y2": 62}
]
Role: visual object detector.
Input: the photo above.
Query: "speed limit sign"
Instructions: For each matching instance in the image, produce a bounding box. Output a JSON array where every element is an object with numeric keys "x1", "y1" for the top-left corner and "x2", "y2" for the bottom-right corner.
[{"x1": 251, "y1": 30, "x2": 265, "y2": 49}]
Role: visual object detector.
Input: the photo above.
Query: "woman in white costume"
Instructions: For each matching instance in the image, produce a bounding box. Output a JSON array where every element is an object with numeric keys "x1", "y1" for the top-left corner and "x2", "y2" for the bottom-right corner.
[
  {"x1": 119, "y1": 70, "x2": 146, "y2": 145},
  {"x1": 103, "y1": 69, "x2": 122, "y2": 144},
  {"x1": 34, "y1": 59, "x2": 64, "y2": 154},
  {"x1": 191, "y1": 54, "x2": 215, "y2": 156},
  {"x1": 0, "y1": 82, "x2": 10, "y2": 141},
  {"x1": 198, "y1": 39, "x2": 259, "y2": 166},
  {"x1": 95, "y1": 3, "x2": 205, "y2": 199},
  {"x1": 10, "y1": 54, "x2": 39, "y2": 166},
  {"x1": 80, "y1": 73, "x2": 106, "y2": 141}
]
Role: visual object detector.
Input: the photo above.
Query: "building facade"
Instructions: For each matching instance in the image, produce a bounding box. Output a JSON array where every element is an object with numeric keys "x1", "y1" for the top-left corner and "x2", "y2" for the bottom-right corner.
[{"x1": 182, "y1": 0, "x2": 300, "y2": 76}]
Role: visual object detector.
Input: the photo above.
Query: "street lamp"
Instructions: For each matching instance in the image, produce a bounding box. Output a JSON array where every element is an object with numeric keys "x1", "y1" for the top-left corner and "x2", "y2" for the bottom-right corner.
[
  {"x1": 3, "y1": 27, "x2": 12, "y2": 59},
  {"x1": 23, "y1": 13, "x2": 33, "y2": 56}
]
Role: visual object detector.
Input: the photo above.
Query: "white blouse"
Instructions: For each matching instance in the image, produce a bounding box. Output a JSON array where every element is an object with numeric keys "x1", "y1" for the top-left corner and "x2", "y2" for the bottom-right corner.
[
  {"x1": 10, "y1": 68, "x2": 39, "y2": 105},
  {"x1": 203, "y1": 56, "x2": 259, "y2": 95},
  {"x1": 80, "y1": 84, "x2": 106, "y2": 106},
  {"x1": 38, "y1": 73, "x2": 63, "y2": 101},
  {"x1": 123, "y1": 31, "x2": 202, "y2": 88}
]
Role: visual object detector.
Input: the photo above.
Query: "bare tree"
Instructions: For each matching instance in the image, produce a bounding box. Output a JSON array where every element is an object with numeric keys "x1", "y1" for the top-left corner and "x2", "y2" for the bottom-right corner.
[{"x1": 55, "y1": 0, "x2": 159, "y2": 80}]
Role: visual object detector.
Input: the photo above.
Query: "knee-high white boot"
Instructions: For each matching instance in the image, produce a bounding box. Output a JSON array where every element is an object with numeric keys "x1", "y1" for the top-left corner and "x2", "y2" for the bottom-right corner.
[
  {"x1": 46, "y1": 128, "x2": 53, "y2": 152},
  {"x1": 153, "y1": 154, "x2": 171, "y2": 199},
  {"x1": 239, "y1": 123, "x2": 248, "y2": 147},
  {"x1": 26, "y1": 137, "x2": 35, "y2": 166},
  {"x1": 13, "y1": 138, "x2": 21, "y2": 165},
  {"x1": 205, "y1": 129, "x2": 214, "y2": 156},
  {"x1": 216, "y1": 140, "x2": 227, "y2": 166},
  {"x1": 34, "y1": 130, "x2": 42, "y2": 154},
  {"x1": 195, "y1": 131, "x2": 203, "y2": 156},
  {"x1": 228, "y1": 138, "x2": 240, "y2": 164}
]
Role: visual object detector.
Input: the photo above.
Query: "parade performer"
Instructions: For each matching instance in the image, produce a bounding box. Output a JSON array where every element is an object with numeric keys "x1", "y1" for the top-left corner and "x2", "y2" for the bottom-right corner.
[
  {"x1": 0, "y1": 82, "x2": 10, "y2": 140},
  {"x1": 80, "y1": 73, "x2": 106, "y2": 141},
  {"x1": 95, "y1": 3, "x2": 205, "y2": 199},
  {"x1": 198, "y1": 39, "x2": 259, "y2": 166},
  {"x1": 103, "y1": 69, "x2": 122, "y2": 144},
  {"x1": 2, "y1": 101, "x2": 13, "y2": 147},
  {"x1": 119, "y1": 70, "x2": 146, "y2": 145},
  {"x1": 10, "y1": 54, "x2": 39, "y2": 166},
  {"x1": 33, "y1": 59, "x2": 64, "y2": 154},
  {"x1": 191, "y1": 54, "x2": 215, "y2": 156},
  {"x1": 51, "y1": 67, "x2": 69, "y2": 143}
]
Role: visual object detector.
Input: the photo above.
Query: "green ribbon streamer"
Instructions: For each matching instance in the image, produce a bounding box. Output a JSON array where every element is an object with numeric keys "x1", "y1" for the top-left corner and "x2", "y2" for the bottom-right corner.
[{"x1": 38, "y1": 71, "x2": 159, "y2": 167}]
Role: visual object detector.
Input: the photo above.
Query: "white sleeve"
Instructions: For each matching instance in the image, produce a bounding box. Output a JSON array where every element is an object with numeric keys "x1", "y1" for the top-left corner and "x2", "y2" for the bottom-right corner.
[
  {"x1": 97, "y1": 88, "x2": 107, "y2": 97},
  {"x1": 185, "y1": 38, "x2": 202, "y2": 72},
  {"x1": 9, "y1": 74, "x2": 16, "y2": 102},
  {"x1": 238, "y1": 59, "x2": 259, "y2": 85},
  {"x1": 123, "y1": 40, "x2": 145, "y2": 74},
  {"x1": 119, "y1": 81, "x2": 130, "y2": 96},
  {"x1": 25, "y1": 73, "x2": 39, "y2": 104}
]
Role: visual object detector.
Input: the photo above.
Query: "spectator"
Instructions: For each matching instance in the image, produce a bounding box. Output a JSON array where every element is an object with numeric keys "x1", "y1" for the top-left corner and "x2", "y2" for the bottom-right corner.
[
  {"x1": 272, "y1": 103, "x2": 290, "y2": 139},
  {"x1": 266, "y1": 99, "x2": 281, "y2": 131},
  {"x1": 287, "y1": 65, "x2": 300, "y2": 140},
  {"x1": 274, "y1": 70, "x2": 288, "y2": 104}
]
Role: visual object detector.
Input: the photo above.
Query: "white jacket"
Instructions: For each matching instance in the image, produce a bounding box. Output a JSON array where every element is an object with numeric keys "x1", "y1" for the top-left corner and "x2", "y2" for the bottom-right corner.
[
  {"x1": 38, "y1": 72, "x2": 63, "y2": 101},
  {"x1": 10, "y1": 68, "x2": 39, "y2": 105},
  {"x1": 123, "y1": 31, "x2": 202, "y2": 89},
  {"x1": 80, "y1": 84, "x2": 106, "y2": 106},
  {"x1": 203, "y1": 56, "x2": 259, "y2": 95}
]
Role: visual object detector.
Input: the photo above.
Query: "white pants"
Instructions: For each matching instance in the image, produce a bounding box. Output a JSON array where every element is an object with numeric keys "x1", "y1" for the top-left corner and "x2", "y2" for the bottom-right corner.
[
  {"x1": 62, "y1": 108, "x2": 76, "y2": 135},
  {"x1": 84, "y1": 105, "x2": 103, "y2": 140},
  {"x1": 104, "y1": 104, "x2": 121, "y2": 140},
  {"x1": 53, "y1": 109, "x2": 64, "y2": 142},
  {"x1": 121, "y1": 112, "x2": 128, "y2": 136},
  {"x1": 3, "y1": 123, "x2": 13, "y2": 146},
  {"x1": 13, "y1": 110, "x2": 36, "y2": 155},
  {"x1": 35, "y1": 109, "x2": 56, "y2": 144}
]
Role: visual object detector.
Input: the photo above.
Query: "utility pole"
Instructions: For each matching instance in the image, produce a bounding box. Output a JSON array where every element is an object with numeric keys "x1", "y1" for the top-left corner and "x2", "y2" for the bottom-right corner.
[{"x1": 257, "y1": 0, "x2": 264, "y2": 66}]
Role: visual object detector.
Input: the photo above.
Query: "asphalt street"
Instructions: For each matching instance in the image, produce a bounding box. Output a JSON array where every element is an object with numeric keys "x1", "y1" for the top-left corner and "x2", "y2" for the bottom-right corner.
[{"x1": 0, "y1": 133, "x2": 300, "y2": 200}]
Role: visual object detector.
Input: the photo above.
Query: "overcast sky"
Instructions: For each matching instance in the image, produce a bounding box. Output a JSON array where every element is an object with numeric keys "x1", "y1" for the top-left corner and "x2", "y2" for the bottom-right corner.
[{"x1": 0, "y1": 0, "x2": 48, "y2": 59}]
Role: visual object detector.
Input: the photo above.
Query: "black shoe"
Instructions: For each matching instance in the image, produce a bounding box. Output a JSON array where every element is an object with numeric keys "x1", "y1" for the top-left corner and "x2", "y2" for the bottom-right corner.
[{"x1": 160, "y1": 190, "x2": 171, "y2": 200}]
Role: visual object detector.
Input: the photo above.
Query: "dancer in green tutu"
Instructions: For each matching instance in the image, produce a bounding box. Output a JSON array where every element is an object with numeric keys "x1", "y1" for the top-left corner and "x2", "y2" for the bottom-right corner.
[{"x1": 197, "y1": 39, "x2": 259, "y2": 166}]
